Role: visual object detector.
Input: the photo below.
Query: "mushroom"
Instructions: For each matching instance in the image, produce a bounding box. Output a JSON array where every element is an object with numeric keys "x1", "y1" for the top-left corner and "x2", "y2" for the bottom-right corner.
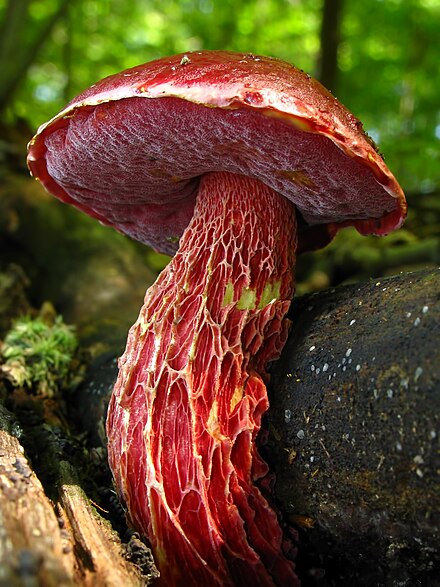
[{"x1": 27, "y1": 51, "x2": 407, "y2": 586}]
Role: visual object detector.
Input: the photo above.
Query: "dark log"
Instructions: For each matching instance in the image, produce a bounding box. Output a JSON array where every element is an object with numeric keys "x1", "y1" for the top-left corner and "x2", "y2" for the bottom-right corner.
[{"x1": 266, "y1": 267, "x2": 440, "y2": 585}]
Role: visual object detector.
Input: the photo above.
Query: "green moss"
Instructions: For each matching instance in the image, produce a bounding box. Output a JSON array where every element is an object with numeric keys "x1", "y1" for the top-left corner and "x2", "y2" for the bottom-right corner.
[{"x1": 0, "y1": 313, "x2": 78, "y2": 396}]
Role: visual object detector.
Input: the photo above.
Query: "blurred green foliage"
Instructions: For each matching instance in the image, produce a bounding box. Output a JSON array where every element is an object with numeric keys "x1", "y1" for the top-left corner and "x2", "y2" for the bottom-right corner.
[
  {"x1": 2, "y1": 0, "x2": 438, "y2": 195},
  {"x1": 0, "y1": 0, "x2": 439, "y2": 291}
]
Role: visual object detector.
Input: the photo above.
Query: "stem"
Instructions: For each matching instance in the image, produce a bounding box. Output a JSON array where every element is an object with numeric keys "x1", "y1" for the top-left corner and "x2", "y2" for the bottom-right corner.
[{"x1": 107, "y1": 172, "x2": 299, "y2": 586}]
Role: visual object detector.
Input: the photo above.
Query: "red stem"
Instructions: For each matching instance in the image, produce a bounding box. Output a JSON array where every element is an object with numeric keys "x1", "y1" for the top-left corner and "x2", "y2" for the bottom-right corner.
[{"x1": 107, "y1": 171, "x2": 299, "y2": 586}]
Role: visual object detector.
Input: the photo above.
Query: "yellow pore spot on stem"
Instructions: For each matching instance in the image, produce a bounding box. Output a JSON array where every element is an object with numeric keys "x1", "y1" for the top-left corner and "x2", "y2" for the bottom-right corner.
[
  {"x1": 229, "y1": 385, "x2": 243, "y2": 413},
  {"x1": 222, "y1": 280, "x2": 281, "y2": 310},
  {"x1": 206, "y1": 400, "x2": 226, "y2": 441},
  {"x1": 207, "y1": 390, "x2": 245, "y2": 433}
]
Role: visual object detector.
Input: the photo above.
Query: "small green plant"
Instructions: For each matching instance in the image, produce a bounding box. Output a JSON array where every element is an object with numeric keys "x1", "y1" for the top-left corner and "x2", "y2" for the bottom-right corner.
[{"x1": 0, "y1": 313, "x2": 78, "y2": 396}]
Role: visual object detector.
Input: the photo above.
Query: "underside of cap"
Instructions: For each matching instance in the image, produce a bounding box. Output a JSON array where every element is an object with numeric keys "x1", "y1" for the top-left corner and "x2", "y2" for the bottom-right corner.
[{"x1": 27, "y1": 51, "x2": 407, "y2": 255}]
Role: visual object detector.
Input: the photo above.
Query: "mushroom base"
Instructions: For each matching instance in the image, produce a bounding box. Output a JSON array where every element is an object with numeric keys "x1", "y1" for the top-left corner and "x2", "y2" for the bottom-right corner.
[{"x1": 107, "y1": 171, "x2": 299, "y2": 586}]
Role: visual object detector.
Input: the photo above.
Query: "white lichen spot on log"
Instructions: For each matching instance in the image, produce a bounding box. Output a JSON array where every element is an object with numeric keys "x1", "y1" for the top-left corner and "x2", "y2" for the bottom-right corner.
[{"x1": 414, "y1": 366, "x2": 423, "y2": 382}]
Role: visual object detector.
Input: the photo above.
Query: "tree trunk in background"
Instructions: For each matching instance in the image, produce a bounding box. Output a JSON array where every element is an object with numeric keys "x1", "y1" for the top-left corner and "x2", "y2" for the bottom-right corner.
[
  {"x1": 317, "y1": 0, "x2": 344, "y2": 92},
  {"x1": 0, "y1": 0, "x2": 69, "y2": 117}
]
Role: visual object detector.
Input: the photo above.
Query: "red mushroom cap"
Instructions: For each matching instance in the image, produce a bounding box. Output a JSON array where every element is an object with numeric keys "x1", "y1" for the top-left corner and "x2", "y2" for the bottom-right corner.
[
  {"x1": 27, "y1": 50, "x2": 406, "y2": 255},
  {"x1": 26, "y1": 52, "x2": 408, "y2": 585}
]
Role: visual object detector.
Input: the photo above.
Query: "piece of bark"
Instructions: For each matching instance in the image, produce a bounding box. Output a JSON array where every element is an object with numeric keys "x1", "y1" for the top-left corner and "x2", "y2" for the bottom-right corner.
[
  {"x1": 266, "y1": 268, "x2": 440, "y2": 585},
  {"x1": 0, "y1": 404, "x2": 74, "y2": 586},
  {"x1": 0, "y1": 403, "x2": 156, "y2": 587},
  {"x1": 58, "y1": 461, "x2": 156, "y2": 587}
]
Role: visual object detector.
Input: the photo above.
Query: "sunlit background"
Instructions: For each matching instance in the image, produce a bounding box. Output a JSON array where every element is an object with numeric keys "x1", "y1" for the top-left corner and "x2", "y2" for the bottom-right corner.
[
  {"x1": 0, "y1": 0, "x2": 439, "y2": 338},
  {"x1": 5, "y1": 0, "x2": 438, "y2": 192}
]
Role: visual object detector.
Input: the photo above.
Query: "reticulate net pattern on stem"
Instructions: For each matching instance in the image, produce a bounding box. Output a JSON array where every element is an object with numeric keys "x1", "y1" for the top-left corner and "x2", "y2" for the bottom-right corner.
[{"x1": 107, "y1": 172, "x2": 299, "y2": 586}]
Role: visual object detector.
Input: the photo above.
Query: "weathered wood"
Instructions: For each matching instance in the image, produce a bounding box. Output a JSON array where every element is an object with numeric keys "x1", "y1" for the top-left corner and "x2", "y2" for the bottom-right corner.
[
  {"x1": 0, "y1": 405, "x2": 74, "y2": 586},
  {"x1": 57, "y1": 461, "x2": 150, "y2": 587},
  {"x1": 266, "y1": 268, "x2": 440, "y2": 585},
  {"x1": 0, "y1": 402, "x2": 155, "y2": 586}
]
